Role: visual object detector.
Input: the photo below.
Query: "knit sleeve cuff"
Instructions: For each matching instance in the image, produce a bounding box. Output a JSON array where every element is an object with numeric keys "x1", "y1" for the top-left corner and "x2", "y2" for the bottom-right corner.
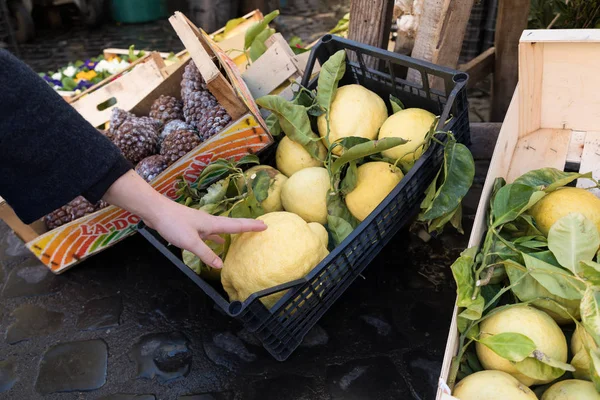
[{"x1": 82, "y1": 156, "x2": 133, "y2": 203}]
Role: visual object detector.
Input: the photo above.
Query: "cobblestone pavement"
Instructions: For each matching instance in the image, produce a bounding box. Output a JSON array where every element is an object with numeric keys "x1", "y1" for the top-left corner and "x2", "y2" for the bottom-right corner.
[{"x1": 0, "y1": 203, "x2": 481, "y2": 399}]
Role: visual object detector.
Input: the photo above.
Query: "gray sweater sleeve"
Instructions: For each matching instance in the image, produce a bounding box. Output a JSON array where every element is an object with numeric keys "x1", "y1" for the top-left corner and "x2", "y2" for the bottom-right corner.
[{"x1": 0, "y1": 49, "x2": 132, "y2": 224}]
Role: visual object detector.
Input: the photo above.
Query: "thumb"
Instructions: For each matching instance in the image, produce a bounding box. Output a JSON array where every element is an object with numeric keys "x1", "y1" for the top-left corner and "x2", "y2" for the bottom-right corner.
[{"x1": 189, "y1": 237, "x2": 223, "y2": 269}]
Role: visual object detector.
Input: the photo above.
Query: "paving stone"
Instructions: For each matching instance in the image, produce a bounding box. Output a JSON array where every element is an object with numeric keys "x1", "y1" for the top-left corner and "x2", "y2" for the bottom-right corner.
[
  {"x1": 76, "y1": 295, "x2": 122, "y2": 331},
  {"x1": 326, "y1": 357, "x2": 408, "y2": 399},
  {"x1": 36, "y1": 339, "x2": 108, "y2": 394},
  {"x1": 0, "y1": 358, "x2": 17, "y2": 393},
  {"x1": 403, "y1": 349, "x2": 444, "y2": 400},
  {"x1": 97, "y1": 395, "x2": 156, "y2": 400},
  {"x1": 129, "y1": 332, "x2": 192, "y2": 383},
  {"x1": 179, "y1": 392, "x2": 233, "y2": 400},
  {"x1": 6, "y1": 303, "x2": 64, "y2": 344},
  {"x1": 203, "y1": 331, "x2": 257, "y2": 373},
  {"x1": 2, "y1": 258, "x2": 62, "y2": 298},
  {"x1": 248, "y1": 375, "x2": 322, "y2": 400},
  {"x1": 300, "y1": 324, "x2": 329, "y2": 347}
]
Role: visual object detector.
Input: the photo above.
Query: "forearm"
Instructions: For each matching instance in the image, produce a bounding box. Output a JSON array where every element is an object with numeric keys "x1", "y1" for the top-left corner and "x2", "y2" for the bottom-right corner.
[{"x1": 101, "y1": 169, "x2": 171, "y2": 227}]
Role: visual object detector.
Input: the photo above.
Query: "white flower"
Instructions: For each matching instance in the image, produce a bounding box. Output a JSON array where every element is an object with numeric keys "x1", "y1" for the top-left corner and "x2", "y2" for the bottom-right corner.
[
  {"x1": 53, "y1": 85, "x2": 61, "y2": 90},
  {"x1": 94, "y1": 59, "x2": 110, "y2": 73},
  {"x1": 63, "y1": 65, "x2": 77, "y2": 77},
  {"x1": 52, "y1": 72, "x2": 62, "y2": 80}
]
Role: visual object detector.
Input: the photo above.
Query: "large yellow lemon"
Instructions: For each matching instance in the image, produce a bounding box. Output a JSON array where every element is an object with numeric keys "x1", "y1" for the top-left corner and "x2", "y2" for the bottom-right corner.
[
  {"x1": 317, "y1": 84, "x2": 388, "y2": 155},
  {"x1": 221, "y1": 212, "x2": 329, "y2": 309},
  {"x1": 308, "y1": 222, "x2": 328, "y2": 248},
  {"x1": 476, "y1": 305, "x2": 568, "y2": 386},
  {"x1": 275, "y1": 136, "x2": 326, "y2": 177},
  {"x1": 571, "y1": 324, "x2": 598, "y2": 381},
  {"x1": 281, "y1": 167, "x2": 330, "y2": 224},
  {"x1": 452, "y1": 370, "x2": 538, "y2": 400},
  {"x1": 542, "y1": 379, "x2": 600, "y2": 400},
  {"x1": 528, "y1": 187, "x2": 600, "y2": 236},
  {"x1": 242, "y1": 165, "x2": 287, "y2": 213},
  {"x1": 378, "y1": 108, "x2": 437, "y2": 169},
  {"x1": 345, "y1": 162, "x2": 404, "y2": 222}
]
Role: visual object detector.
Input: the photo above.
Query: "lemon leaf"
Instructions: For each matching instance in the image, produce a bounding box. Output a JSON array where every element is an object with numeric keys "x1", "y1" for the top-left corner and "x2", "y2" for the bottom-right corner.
[
  {"x1": 478, "y1": 333, "x2": 536, "y2": 362},
  {"x1": 514, "y1": 168, "x2": 592, "y2": 192},
  {"x1": 548, "y1": 213, "x2": 600, "y2": 273}
]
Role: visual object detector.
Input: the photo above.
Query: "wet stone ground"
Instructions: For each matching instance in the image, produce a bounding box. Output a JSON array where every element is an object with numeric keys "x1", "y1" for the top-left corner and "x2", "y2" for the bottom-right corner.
[{"x1": 0, "y1": 201, "x2": 479, "y2": 399}]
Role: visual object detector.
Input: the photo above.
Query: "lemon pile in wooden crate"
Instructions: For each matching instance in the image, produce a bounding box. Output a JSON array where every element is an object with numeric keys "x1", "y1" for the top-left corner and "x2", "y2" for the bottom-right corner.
[{"x1": 438, "y1": 30, "x2": 600, "y2": 400}]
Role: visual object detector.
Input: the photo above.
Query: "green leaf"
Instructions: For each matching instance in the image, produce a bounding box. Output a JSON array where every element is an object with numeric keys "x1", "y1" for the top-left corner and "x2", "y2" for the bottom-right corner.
[
  {"x1": 419, "y1": 141, "x2": 474, "y2": 221},
  {"x1": 329, "y1": 12, "x2": 349, "y2": 34},
  {"x1": 590, "y1": 349, "x2": 600, "y2": 392},
  {"x1": 514, "y1": 168, "x2": 592, "y2": 192},
  {"x1": 291, "y1": 88, "x2": 315, "y2": 108},
  {"x1": 548, "y1": 213, "x2": 600, "y2": 273},
  {"x1": 478, "y1": 333, "x2": 536, "y2": 362},
  {"x1": 223, "y1": 17, "x2": 246, "y2": 35},
  {"x1": 492, "y1": 184, "x2": 546, "y2": 227},
  {"x1": 337, "y1": 136, "x2": 370, "y2": 150},
  {"x1": 244, "y1": 10, "x2": 280, "y2": 50},
  {"x1": 306, "y1": 104, "x2": 325, "y2": 117},
  {"x1": 197, "y1": 164, "x2": 231, "y2": 188},
  {"x1": 256, "y1": 95, "x2": 323, "y2": 160},
  {"x1": 429, "y1": 205, "x2": 463, "y2": 235},
  {"x1": 340, "y1": 161, "x2": 358, "y2": 195},
  {"x1": 237, "y1": 154, "x2": 261, "y2": 167},
  {"x1": 316, "y1": 50, "x2": 346, "y2": 113},
  {"x1": 530, "y1": 349, "x2": 576, "y2": 372},
  {"x1": 265, "y1": 113, "x2": 282, "y2": 136},
  {"x1": 61, "y1": 77, "x2": 77, "y2": 91},
  {"x1": 579, "y1": 261, "x2": 600, "y2": 286},
  {"x1": 389, "y1": 94, "x2": 405, "y2": 113},
  {"x1": 331, "y1": 138, "x2": 407, "y2": 176},
  {"x1": 513, "y1": 357, "x2": 566, "y2": 381},
  {"x1": 229, "y1": 193, "x2": 265, "y2": 219},
  {"x1": 251, "y1": 170, "x2": 271, "y2": 203},
  {"x1": 327, "y1": 215, "x2": 354, "y2": 246},
  {"x1": 327, "y1": 191, "x2": 358, "y2": 226},
  {"x1": 200, "y1": 178, "x2": 230, "y2": 206},
  {"x1": 581, "y1": 286, "x2": 600, "y2": 345},
  {"x1": 451, "y1": 247, "x2": 485, "y2": 332},
  {"x1": 249, "y1": 28, "x2": 275, "y2": 62},
  {"x1": 523, "y1": 253, "x2": 585, "y2": 300}
]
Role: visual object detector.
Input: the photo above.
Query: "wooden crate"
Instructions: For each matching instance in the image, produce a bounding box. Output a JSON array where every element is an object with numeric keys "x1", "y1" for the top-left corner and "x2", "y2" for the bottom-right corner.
[
  {"x1": 0, "y1": 12, "x2": 273, "y2": 274},
  {"x1": 437, "y1": 29, "x2": 600, "y2": 399},
  {"x1": 68, "y1": 52, "x2": 171, "y2": 128}
]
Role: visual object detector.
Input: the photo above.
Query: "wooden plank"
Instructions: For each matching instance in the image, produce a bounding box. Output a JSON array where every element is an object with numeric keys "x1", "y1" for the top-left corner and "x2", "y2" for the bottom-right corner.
[
  {"x1": 407, "y1": 0, "x2": 475, "y2": 88},
  {"x1": 458, "y1": 47, "x2": 495, "y2": 88},
  {"x1": 577, "y1": 131, "x2": 600, "y2": 196},
  {"x1": 490, "y1": 0, "x2": 530, "y2": 122},
  {"x1": 0, "y1": 202, "x2": 43, "y2": 243},
  {"x1": 518, "y1": 41, "x2": 544, "y2": 138},
  {"x1": 348, "y1": 0, "x2": 395, "y2": 69},
  {"x1": 507, "y1": 129, "x2": 571, "y2": 182},
  {"x1": 170, "y1": 12, "x2": 247, "y2": 121},
  {"x1": 566, "y1": 130, "x2": 587, "y2": 165},
  {"x1": 70, "y1": 60, "x2": 166, "y2": 128},
  {"x1": 520, "y1": 29, "x2": 600, "y2": 43},
  {"x1": 103, "y1": 48, "x2": 173, "y2": 59},
  {"x1": 242, "y1": 41, "x2": 298, "y2": 99}
]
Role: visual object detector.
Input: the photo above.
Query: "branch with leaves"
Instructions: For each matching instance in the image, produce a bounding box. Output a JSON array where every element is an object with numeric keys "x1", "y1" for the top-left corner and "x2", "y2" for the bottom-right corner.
[{"x1": 447, "y1": 168, "x2": 600, "y2": 395}]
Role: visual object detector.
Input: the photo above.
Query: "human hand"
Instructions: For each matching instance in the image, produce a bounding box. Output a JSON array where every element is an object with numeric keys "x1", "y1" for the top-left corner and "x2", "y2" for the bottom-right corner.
[{"x1": 103, "y1": 170, "x2": 266, "y2": 268}]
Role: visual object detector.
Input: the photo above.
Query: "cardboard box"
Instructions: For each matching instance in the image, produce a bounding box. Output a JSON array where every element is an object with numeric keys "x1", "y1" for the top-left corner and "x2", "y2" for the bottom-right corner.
[
  {"x1": 437, "y1": 29, "x2": 600, "y2": 398},
  {"x1": 0, "y1": 12, "x2": 273, "y2": 274}
]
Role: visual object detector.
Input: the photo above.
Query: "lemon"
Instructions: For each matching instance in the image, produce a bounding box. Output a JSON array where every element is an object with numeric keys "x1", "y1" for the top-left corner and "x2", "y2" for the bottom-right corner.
[
  {"x1": 281, "y1": 167, "x2": 330, "y2": 224},
  {"x1": 452, "y1": 370, "x2": 538, "y2": 400},
  {"x1": 528, "y1": 187, "x2": 600, "y2": 236},
  {"x1": 242, "y1": 165, "x2": 287, "y2": 213},
  {"x1": 221, "y1": 212, "x2": 329, "y2": 308},
  {"x1": 542, "y1": 379, "x2": 600, "y2": 400},
  {"x1": 308, "y1": 222, "x2": 328, "y2": 248},
  {"x1": 345, "y1": 162, "x2": 403, "y2": 222},
  {"x1": 476, "y1": 305, "x2": 568, "y2": 386},
  {"x1": 317, "y1": 84, "x2": 388, "y2": 155},
  {"x1": 378, "y1": 108, "x2": 436, "y2": 169},
  {"x1": 276, "y1": 136, "x2": 326, "y2": 177},
  {"x1": 571, "y1": 324, "x2": 598, "y2": 381}
]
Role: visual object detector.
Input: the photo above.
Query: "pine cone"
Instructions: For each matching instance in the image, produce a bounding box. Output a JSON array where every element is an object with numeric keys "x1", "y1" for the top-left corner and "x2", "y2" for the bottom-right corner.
[
  {"x1": 108, "y1": 108, "x2": 135, "y2": 137},
  {"x1": 135, "y1": 155, "x2": 169, "y2": 182},
  {"x1": 149, "y1": 95, "x2": 184, "y2": 126},
  {"x1": 160, "y1": 119, "x2": 196, "y2": 145},
  {"x1": 111, "y1": 118, "x2": 160, "y2": 164},
  {"x1": 183, "y1": 91, "x2": 232, "y2": 141},
  {"x1": 160, "y1": 130, "x2": 202, "y2": 165},
  {"x1": 181, "y1": 61, "x2": 208, "y2": 99},
  {"x1": 44, "y1": 196, "x2": 101, "y2": 230}
]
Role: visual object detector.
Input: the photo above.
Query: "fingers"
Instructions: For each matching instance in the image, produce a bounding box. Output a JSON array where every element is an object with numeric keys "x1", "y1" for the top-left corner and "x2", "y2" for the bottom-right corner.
[
  {"x1": 188, "y1": 237, "x2": 223, "y2": 269},
  {"x1": 206, "y1": 215, "x2": 267, "y2": 234}
]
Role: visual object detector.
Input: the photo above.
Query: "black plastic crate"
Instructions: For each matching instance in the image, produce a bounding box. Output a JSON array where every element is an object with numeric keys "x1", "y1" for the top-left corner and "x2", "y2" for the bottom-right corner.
[{"x1": 139, "y1": 34, "x2": 470, "y2": 361}]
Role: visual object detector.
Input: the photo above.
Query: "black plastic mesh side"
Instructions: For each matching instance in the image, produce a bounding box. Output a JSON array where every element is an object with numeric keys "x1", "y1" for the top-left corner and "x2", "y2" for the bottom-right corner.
[{"x1": 141, "y1": 35, "x2": 470, "y2": 362}]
